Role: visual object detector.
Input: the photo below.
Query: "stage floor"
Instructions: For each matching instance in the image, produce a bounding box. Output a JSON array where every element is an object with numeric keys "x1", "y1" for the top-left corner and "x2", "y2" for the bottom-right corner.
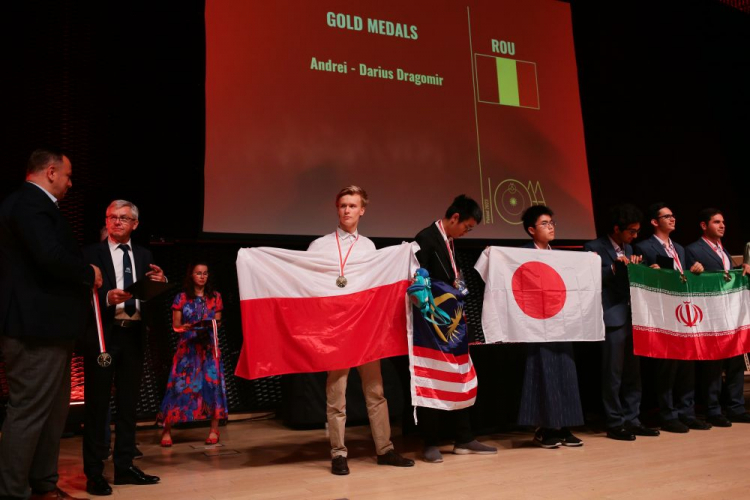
[{"x1": 49, "y1": 411, "x2": 750, "y2": 499}]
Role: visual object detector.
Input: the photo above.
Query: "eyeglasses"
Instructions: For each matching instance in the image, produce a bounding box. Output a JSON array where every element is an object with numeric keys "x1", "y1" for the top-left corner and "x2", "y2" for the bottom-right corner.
[
  {"x1": 657, "y1": 214, "x2": 675, "y2": 220},
  {"x1": 536, "y1": 220, "x2": 557, "y2": 228},
  {"x1": 625, "y1": 228, "x2": 640, "y2": 235},
  {"x1": 106, "y1": 215, "x2": 136, "y2": 224}
]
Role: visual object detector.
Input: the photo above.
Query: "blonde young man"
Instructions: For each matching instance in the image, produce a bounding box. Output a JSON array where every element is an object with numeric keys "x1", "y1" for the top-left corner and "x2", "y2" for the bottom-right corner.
[{"x1": 308, "y1": 186, "x2": 414, "y2": 475}]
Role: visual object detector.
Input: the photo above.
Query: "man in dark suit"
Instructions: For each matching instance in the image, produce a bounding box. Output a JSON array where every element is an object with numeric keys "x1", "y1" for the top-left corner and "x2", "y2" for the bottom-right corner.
[
  {"x1": 82, "y1": 200, "x2": 165, "y2": 496},
  {"x1": 685, "y1": 208, "x2": 750, "y2": 427},
  {"x1": 634, "y1": 202, "x2": 708, "y2": 433},
  {"x1": 414, "y1": 194, "x2": 496, "y2": 463},
  {"x1": 585, "y1": 204, "x2": 660, "y2": 441},
  {"x1": 0, "y1": 149, "x2": 102, "y2": 500}
]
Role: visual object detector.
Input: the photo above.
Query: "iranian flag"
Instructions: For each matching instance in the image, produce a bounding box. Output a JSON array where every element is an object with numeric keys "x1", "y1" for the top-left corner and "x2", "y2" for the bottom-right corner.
[
  {"x1": 475, "y1": 247, "x2": 604, "y2": 343},
  {"x1": 629, "y1": 265, "x2": 750, "y2": 360},
  {"x1": 235, "y1": 242, "x2": 419, "y2": 379}
]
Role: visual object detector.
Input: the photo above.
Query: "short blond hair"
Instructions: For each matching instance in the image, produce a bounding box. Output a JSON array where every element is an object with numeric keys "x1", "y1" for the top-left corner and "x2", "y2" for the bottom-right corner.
[{"x1": 335, "y1": 185, "x2": 369, "y2": 207}]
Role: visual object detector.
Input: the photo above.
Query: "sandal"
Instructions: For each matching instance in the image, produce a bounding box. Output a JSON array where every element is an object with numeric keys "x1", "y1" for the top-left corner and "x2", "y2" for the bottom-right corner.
[
  {"x1": 205, "y1": 428, "x2": 220, "y2": 445},
  {"x1": 160, "y1": 430, "x2": 173, "y2": 448}
]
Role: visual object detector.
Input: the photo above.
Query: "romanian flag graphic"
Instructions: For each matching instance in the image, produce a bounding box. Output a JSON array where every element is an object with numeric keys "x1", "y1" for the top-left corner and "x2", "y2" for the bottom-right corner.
[{"x1": 475, "y1": 54, "x2": 539, "y2": 109}]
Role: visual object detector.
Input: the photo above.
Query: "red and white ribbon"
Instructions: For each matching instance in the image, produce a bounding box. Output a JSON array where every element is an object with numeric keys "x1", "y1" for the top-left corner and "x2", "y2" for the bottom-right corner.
[{"x1": 92, "y1": 290, "x2": 107, "y2": 355}]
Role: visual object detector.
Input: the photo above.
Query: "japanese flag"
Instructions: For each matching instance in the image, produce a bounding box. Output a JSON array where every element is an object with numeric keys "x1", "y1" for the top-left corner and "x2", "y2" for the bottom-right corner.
[{"x1": 475, "y1": 246, "x2": 604, "y2": 343}]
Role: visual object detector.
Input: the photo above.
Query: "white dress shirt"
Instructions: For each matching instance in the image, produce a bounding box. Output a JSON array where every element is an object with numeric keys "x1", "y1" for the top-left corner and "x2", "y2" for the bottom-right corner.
[{"x1": 107, "y1": 237, "x2": 142, "y2": 320}]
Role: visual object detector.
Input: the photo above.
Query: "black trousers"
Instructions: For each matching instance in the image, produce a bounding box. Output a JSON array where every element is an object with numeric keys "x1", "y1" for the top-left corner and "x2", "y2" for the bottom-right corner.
[
  {"x1": 697, "y1": 355, "x2": 747, "y2": 417},
  {"x1": 656, "y1": 359, "x2": 695, "y2": 422},
  {"x1": 0, "y1": 336, "x2": 73, "y2": 499},
  {"x1": 722, "y1": 355, "x2": 747, "y2": 416},
  {"x1": 601, "y1": 324, "x2": 642, "y2": 427},
  {"x1": 82, "y1": 325, "x2": 145, "y2": 477},
  {"x1": 417, "y1": 406, "x2": 473, "y2": 447}
]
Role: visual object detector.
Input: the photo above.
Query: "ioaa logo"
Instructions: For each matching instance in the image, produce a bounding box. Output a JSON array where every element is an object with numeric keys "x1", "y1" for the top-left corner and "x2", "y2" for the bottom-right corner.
[{"x1": 675, "y1": 301, "x2": 703, "y2": 327}]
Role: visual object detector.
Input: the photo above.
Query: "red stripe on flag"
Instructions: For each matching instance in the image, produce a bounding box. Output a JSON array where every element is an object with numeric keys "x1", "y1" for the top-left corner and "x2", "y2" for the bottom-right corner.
[
  {"x1": 412, "y1": 345, "x2": 470, "y2": 365},
  {"x1": 235, "y1": 281, "x2": 409, "y2": 379},
  {"x1": 413, "y1": 365, "x2": 476, "y2": 384},
  {"x1": 516, "y1": 61, "x2": 539, "y2": 109},
  {"x1": 633, "y1": 326, "x2": 750, "y2": 360},
  {"x1": 475, "y1": 55, "x2": 500, "y2": 104},
  {"x1": 416, "y1": 385, "x2": 478, "y2": 402}
]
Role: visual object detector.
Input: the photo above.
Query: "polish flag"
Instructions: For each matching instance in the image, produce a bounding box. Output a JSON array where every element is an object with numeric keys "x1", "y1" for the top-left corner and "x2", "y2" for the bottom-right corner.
[
  {"x1": 235, "y1": 242, "x2": 419, "y2": 379},
  {"x1": 475, "y1": 247, "x2": 604, "y2": 343}
]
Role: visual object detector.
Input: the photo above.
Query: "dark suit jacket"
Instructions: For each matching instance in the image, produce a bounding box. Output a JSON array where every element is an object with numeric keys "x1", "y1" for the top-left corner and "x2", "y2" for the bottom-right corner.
[
  {"x1": 0, "y1": 182, "x2": 95, "y2": 339},
  {"x1": 82, "y1": 239, "x2": 154, "y2": 344},
  {"x1": 634, "y1": 235, "x2": 687, "y2": 269},
  {"x1": 584, "y1": 236, "x2": 633, "y2": 327},
  {"x1": 414, "y1": 223, "x2": 456, "y2": 284},
  {"x1": 685, "y1": 238, "x2": 733, "y2": 272}
]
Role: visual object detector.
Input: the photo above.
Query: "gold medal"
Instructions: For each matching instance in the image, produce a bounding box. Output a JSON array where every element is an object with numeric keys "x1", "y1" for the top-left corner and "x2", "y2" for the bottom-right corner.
[
  {"x1": 336, "y1": 276, "x2": 348, "y2": 288},
  {"x1": 724, "y1": 272, "x2": 732, "y2": 282},
  {"x1": 97, "y1": 352, "x2": 112, "y2": 368},
  {"x1": 680, "y1": 273, "x2": 687, "y2": 284}
]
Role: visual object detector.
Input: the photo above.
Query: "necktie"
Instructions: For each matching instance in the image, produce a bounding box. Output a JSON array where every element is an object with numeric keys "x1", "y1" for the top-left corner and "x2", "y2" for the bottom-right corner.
[{"x1": 118, "y1": 244, "x2": 136, "y2": 317}]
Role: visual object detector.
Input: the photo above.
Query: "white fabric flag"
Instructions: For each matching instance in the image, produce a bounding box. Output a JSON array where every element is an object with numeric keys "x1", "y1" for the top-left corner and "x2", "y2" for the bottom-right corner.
[{"x1": 475, "y1": 246, "x2": 604, "y2": 343}]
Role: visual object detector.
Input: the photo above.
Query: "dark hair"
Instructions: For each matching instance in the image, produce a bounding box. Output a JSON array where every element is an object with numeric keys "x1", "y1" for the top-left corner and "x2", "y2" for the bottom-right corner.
[
  {"x1": 26, "y1": 148, "x2": 65, "y2": 175},
  {"x1": 646, "y1": 202, "x2": 670, "y2": 222},
  {"x1": 608, "y1": 204, "x2": 643, "y2": 234},
  {"x1": 183, "y1": 261, "x2": 217, "y2": 300},
  {"x1": 444, "y1": 195, "x2": 482, "y2": 223},
  {"x1": 697, "y1": 207, "x2": 722, "y2": 225},
  {"x1": 521, "y1": 205, "x2": 553, "y2": 236}
]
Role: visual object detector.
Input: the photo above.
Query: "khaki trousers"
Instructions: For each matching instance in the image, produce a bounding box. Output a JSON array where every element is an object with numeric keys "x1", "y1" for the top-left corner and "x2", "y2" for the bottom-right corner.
[{"x1": 326, "y1": 360, "x2": 393, "y2": 458}]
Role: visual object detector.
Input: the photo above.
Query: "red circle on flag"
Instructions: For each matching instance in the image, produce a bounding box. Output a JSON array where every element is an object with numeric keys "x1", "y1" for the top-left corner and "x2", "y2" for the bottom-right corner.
[{"x1": 511, "y1": 261, "x2": 567, "y2": 319}]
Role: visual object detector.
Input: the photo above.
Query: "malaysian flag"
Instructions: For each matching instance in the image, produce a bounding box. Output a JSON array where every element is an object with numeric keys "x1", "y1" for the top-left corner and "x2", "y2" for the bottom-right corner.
[{"x1": 409, "y1": 280, "x2": 477, "y2": 410}]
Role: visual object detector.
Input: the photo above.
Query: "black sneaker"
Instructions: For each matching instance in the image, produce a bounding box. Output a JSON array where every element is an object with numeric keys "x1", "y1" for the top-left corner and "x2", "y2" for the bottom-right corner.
[
  {"x1": 533, "y1": 428, "x2": 561, "y2": 449},
  {"x1": 557, "y1": 428, "x2": 583, "y2": 447}
]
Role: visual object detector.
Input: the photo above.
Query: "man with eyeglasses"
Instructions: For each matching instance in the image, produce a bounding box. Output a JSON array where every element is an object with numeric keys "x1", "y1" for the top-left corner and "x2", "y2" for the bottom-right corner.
[
  {"x1": 82, "y1": 200, "x2": 166, "y2": 496},
  {"x1": 413, "y1": 194, "x2": 497, "y2": 462},
  {"x1": 634, "y1": 202, "x2": 708, "y2": 434},
  {"x1": 517, "y1": 205, "x2": 584, "y2": 448},
  {"x1": 685, "y1": 208, "x2": 750, "y2": 428},
  {"x1": 585, "y1": 204, "x2": 660, "y2": 441}
]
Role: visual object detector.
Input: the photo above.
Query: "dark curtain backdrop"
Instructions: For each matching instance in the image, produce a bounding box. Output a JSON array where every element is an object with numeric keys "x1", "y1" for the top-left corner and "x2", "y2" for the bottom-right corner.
[{"x1": 1, "y1": 0, "x2": 749, "y2": 420}]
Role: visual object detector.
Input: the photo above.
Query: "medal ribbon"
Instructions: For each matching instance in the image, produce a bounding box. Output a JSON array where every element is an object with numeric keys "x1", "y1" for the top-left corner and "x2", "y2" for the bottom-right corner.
[
  {"x1": 436, "y1": 220, "x2": 459, "y2": 281},
  {"x1": 92, "y1": 290, "x2": 107, "y2": 356},
  {"x1": 335, "y1": 231, "x2": 359, "y2": 280},
  {"x1": 663, "y1": 240, "x2": 684, "y2": 274},
  {"x1": 702, "y1": 237, "x2": 730, "y2": 271},
  {"x1": 211, "y1": 319, "x2": 220, "y2": 360}
]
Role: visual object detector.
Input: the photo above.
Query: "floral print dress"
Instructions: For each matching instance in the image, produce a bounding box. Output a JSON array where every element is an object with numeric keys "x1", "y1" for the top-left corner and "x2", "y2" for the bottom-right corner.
[{"x1": 158, "y1": 292, "x2": 228, "y2": 424}]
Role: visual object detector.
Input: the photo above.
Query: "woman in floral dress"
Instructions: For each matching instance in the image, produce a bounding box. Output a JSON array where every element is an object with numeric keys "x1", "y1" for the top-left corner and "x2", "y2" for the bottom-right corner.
[{"x1": 158, "y1": 261, "x2": 228, "y2": 446}]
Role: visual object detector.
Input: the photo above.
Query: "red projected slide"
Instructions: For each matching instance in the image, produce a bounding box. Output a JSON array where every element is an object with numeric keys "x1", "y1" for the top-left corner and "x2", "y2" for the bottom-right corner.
[{"x1": 205, "y1": 0, "x2": 595, "y2": 239}]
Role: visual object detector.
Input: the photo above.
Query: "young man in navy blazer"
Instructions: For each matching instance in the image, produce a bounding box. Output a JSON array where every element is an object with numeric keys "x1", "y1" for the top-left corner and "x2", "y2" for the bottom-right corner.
[
  {"x1": 585, "y1": 204, "x2": 660, "y2": 441},
  {"x1": 685, "y1": 208, "x2": 750, "y2": 427},
  {"x1": 634, "y1": 202, "x2": 707, "y2": 433}
]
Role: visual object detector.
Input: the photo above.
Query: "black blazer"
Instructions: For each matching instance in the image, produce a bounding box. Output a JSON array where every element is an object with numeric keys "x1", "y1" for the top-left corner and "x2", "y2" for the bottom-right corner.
[
  {"x1": 0, "y1": 182, "x2": 95, "y2": 339},
  {"x1": 634, "y1": 235, "x2": 687, "y2": 269},
  {"x1": 83, "y1": 239, "x2": 154, "y2": 343},
  {"x1": 685, "y1": 238, "x2": 733, "y2": 272},
  {"x1": 584, "y1": 236, "x2": 633, "y2": 327},
  {"x1": 414, "y1": 223, "x2": 456, "y2": 284}
]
